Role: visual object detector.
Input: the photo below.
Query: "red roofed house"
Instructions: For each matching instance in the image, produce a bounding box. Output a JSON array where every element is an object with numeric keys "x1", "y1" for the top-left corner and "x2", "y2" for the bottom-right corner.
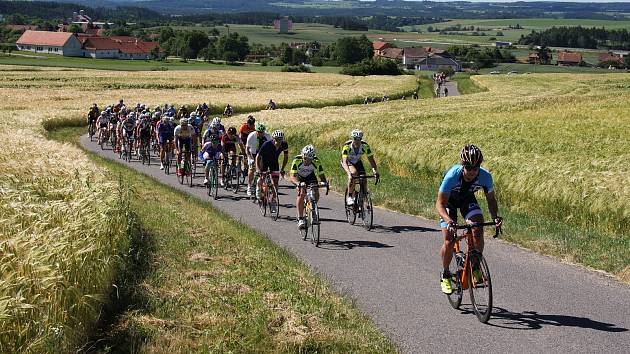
[
  {"x1": 598, "y1": 51, "x2": 625, "y2": 67},
  {"x1": 380, "y1": 47, "x2": 403, "y2": 62},
  {"x1": 16, "y1": 30, "x2": 82, "y2": 56},
  {"x1": 83, "y1": 37, "x2": 120, "y2": 58},
  {"x1": 557, "y1": 51, "x2": 582, "y2": 66},
  {"x1": 84, "y1": 37, "x2": 162, "y2": 59},
  {"x1": 372, "y1": 41, "x2": 391, "y2": 57}
]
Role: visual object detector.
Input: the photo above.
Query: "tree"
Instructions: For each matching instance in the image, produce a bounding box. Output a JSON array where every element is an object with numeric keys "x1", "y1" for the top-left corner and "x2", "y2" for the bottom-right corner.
[
  {"x1": 224, "y1": 51, "x2": 239, "y2": 64},
  {"x1": 536, "y1": 45, "x2": 552, "y2": 64},
  {"x1": 159, "y1": 26, "x2": 175, "y2": 43},
  {"x1": 68, "y1": 24, "x2": 82, "y2": 34},
  {"x1": 334, "y1": 35, "x2": 373, "y2": 65},
  {"x1": 281, "y1": 44, "x2": 293, "y2": 64},
  {"x1": 215, "y1": 32, "x2": 250, "y2": 61}
]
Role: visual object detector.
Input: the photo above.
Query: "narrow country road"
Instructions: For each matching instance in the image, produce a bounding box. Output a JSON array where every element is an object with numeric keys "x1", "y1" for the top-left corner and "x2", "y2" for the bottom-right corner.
[
  {"x1": 82, "y1": 136, "x2": 629, "y2": 353},
  {"x1": 436, "y1": 80, "x2": 460, "y2": 97}
]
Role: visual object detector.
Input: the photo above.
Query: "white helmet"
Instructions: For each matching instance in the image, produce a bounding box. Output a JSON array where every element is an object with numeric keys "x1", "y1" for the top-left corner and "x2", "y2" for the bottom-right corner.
[
  {"x1": 168, "y1": 116, "x2": 175, "y2": 122},
  {"x1": 212, "y1": 116, "x2": 221, "y2": 125},
  {"x1": 181, "y1": 118, "x2": 189, "y2": 125},
  {"x1": 351, "y1": 129, "x2": 364, "y2": 139},
  {"x1": 301, "y1": 145, "x2": 316, "y2": 160},
  {"x1": 190, "y1": 112, "x2": 197, "y2": 118},
  {"x1": 271, "y1": 130, "x2": 284, "y2": 140}
]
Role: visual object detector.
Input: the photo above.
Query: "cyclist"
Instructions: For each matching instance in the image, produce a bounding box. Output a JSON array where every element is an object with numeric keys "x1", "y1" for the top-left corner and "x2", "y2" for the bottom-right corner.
[
  {"x1": 96, "y1": 111, "x2": 109, "y2": 144},
  {"x1": 157, "y1": 114, "x2": 175, "y2": 170},
  {"x1": 341, "y1": 129, "x2": 379, "y2": 205},
  {"x1": 436, "y1": 144, "x2": 503, "y2": 295},
  {"x1": 87, "y1": 103, "x2": 99, "y2": 134},
  {"x1": 177, "y1": 105, "x2": 189, "y2": 120},
  {"x1": 223, "y1": 104, "x2": 233, "y2": 117},
  {"x1": 174, "y1": 118, "x2": 196, "y2": 176},
  {"x1": 136, "y1": 113, "x2": 152, "y2": 155},
  {"x1": 290, "y1": 145, "x2": 327, "y2": 229},
  {"x1": 239, "y1": 115, "x2": 256, "y2": 143},
  {"x1": 255, "y1": 130, "x2": 289, "y2": 211},
  {"x1": 108, "y1": 109, "x2": 120, "y2": 152},
  {"x1": 212, "y1": 116, "x2": 226, "y2": 134},
  {"x1": 245, "y1": 122, "x2": 271, "y2": 197},
  {"x1": 444, "y1": 87, "x2": 449, "y2": 97},
  {"x1": 203, "y1": 119, "x2": 224, "y2": 145},
  {"x1": 267, "y1": 99, "x2": 277, "y2": 110},
  {"x1": 200, "y1": 135, "x2": 225, "y2": 186},
  {"x1": 221, "y1": 126, "x2": 245, "y2": 186},
  {"x1": 121, "y1": 112, "x2": 136, "y2": 154}
]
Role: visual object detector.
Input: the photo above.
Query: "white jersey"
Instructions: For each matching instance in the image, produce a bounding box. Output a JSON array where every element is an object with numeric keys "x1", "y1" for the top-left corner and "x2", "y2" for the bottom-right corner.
[
  {"x1": 245, "y1": 131, "x2": 271, "y2": 156},
  {"x1": 174, "y1": 124, "x2": 195, "y2": 139}
]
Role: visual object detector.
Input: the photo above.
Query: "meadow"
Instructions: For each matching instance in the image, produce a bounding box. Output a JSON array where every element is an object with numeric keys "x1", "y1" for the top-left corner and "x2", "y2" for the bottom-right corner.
[
  {"x1": 0, "y1": 66, "x2": 415, "y2": 352},
  {"x1": 221, "y1": 73, "x2": 630, "y2": 280}
]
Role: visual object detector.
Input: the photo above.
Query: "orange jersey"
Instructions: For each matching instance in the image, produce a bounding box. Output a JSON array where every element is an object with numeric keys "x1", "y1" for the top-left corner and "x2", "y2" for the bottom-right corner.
[{"x1": 239, "y1": 123, "x2": 255, "y2": 142}]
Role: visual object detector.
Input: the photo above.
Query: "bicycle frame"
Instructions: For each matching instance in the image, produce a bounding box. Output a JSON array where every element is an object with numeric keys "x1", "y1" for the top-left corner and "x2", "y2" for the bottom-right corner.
[{"x1": 453, "y1": 222, "x2": 500, "y2": 290}]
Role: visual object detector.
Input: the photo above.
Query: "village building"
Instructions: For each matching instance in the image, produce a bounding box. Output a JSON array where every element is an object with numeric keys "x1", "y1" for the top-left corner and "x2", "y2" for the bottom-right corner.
[
  {"x1": 372, "y1": 41, "x2": 392, "y2": 57},
  {"x1": 16, "y1": 30, "x2": 162, "y2": 59},
  {"x1": 16, "y1": 31, "x2": 83, "y2": 56},
  {"x1": 557, "y1": 51, "x2": 582, "y2": 66},
  {"x1": 598, "y1": 51, "x2": 625, "y2": 67},
  {"x1": 495, "y1": 41, "x2": 512, "y2": 49},
  {"x1": 414, "y1": 56, "x2": 461, "y2": 71}
]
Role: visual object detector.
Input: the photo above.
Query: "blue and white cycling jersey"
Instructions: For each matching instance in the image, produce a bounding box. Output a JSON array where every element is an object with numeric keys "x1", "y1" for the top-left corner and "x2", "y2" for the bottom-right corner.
[{"x1": 438, "y1": 165, "x2": 494, "y2": 198}]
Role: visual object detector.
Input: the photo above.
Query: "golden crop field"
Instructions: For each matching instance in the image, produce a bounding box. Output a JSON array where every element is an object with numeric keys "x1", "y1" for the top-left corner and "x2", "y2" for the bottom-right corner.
[
  {"x1": 0, "y1": 66, "x2": 416, "y2": 351},
  {"x1": 228, "y1": 73, "x2": 630, "y2": 278}
]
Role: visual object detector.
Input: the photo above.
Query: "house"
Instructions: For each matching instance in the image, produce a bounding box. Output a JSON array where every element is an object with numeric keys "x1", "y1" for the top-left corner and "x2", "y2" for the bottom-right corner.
[
  {"x1": 83, "y1": 37, "x2": 162, "y2": 60},
  {"x1": 495, "y1": 41, "x2": 512, "y2": 49},
  {"x1": 16, "y1": 30, "x2": 82, "y2": 56},
  {"x1": 598, "y1": 51, "x2": 625, "y2": 66},
  {"x1": 82, "y1": 37, "x2": 119, "y2": 58},
  {"x1": 372, "y1": 41, "x2": 392, "y2": 57},
  {"x1": 379, "y1": 47, "x2": 403, "y2": 62},
  {"x1": 557, "y1": 51, "x2": 582, "y2": 66},
  {"x1": 273, "y1": 17, "x2": 292, "y2": 34},
  {"x1": 402, "y1": 47, "x2": 429, "y2": 69},
  {"x1": 414, "y1": 55, "x2": 461, "y2": 71},
  {"x1": 528, "y1": 52, "x2": 539, "y2": 64}
]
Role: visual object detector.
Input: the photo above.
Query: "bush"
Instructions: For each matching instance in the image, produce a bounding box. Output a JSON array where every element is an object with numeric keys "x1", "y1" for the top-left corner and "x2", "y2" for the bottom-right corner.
[
  {"x1": 281, "y1": 64, "x2": 312, "y2": 73},
  {"x1": 340, "y1": 59, "x2": 403, "y2": 76}
]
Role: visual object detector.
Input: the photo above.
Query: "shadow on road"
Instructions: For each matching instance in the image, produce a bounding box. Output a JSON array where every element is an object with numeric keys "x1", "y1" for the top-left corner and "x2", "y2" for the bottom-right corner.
[
  {"x1": 317, "y1": 239, "x2": 393, "y2": 250},
  {"x1": 458, "y1": 306, "x2": 628, "y2": 332},
  {"x1": 371, "y1": 224, "x2": 438, "y2": 234}
]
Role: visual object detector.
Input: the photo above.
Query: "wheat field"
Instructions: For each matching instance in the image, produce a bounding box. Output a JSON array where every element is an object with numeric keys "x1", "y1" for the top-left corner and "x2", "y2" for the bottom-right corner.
[
  {"x1": 0, "y1": 66, "x2": 416, "y2": 352},
  {"x1": 223, "y1": 73, "x2": 630, "y2": 277}
]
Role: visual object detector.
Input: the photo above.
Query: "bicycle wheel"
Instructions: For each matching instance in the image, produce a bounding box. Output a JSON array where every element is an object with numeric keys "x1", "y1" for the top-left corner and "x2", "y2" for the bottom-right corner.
[
  {"x1": 164, "y1": 152, "x2": 170, "y2": 175},
  {"x1": 447, "y1": 254, "x2": 463, "y2": 309},
  {"x1": 310, "y1": 202, "x2": 320, "y2": 246},
  {"x1": 300, "y1": 201, "x2": 309, "y2": 241},
  {"x1": 270, "y1": 182, "x2": 279, "y2": 221},
  {"x1": 258, "y1": 186, "x2": 267, "y2": 217},
  {"x1": 468, "y1": 251, "x2": 493, "y2": 323},
  {"x1": 361, "y1": 192, "x2": 374, "y2": 231},
  {"x1": 207, "y1": 167, "x2": 213, "y2": 197},
  {"x1": 146, "y1": 145, "x2": 151, "y2": 166},
  {"x1": 188, "y1": 161, "x2": 194, "y2": 188},
  {"x1": 344, "y1": 188, "x2": 357, "y2": 225},
  {"x1": 232, "y1": 165, "x2": 240, "y2": 194},
  {"x1": 178, "y1": 160, "x2": 184, "y2": 185},
  {"x1": 212, "y1": 167, "x2": 219, "y2": 200}
]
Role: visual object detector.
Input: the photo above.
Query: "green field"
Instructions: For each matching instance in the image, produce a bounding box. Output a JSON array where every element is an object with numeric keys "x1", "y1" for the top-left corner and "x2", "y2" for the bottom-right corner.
[{"x1": 0, "y1": 52, "x2": 342, "y2": 72}]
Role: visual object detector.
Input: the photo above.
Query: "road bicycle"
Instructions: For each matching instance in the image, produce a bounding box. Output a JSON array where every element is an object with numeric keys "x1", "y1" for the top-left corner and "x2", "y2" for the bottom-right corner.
[
  {"x1": 344, "y1": 175, "x2": 379, "y2": 230},
  {"x1": 140, "y1": 137, "x2": 151, "y2": 165},
  {"x1": 298, "y1": 181, "x2": 329, "y2": 246},
  {"x1": 163, "y1": 140, "x2": 173, "y2": 175},
  {"x1": 120, "y1": 135, "x2": 133, "y2": 162},
  {"x1": 109, "y1": 125, "x2": 118, "y2": 152},
  {"x1": 177, "y1": 150, "x2": 192, "y2": 186},
  {"x1": 223, "y1": 153, "x2": 241, "y2": 193},
  {"x1": 98, "y1": 127, "x2": 109, "y2": 150},
  {"x1": 206, "y1": 159, "x2": 220, "y2": 200},
  {"x1": 447, "y1": 222, "x2": 501, "y2": 323},
  {"x1": 257, "y1": 172, "x2": 279, "y2": 221},
  {"x1": 88, "y1": 121, "x2": 96, "y2": 142}
]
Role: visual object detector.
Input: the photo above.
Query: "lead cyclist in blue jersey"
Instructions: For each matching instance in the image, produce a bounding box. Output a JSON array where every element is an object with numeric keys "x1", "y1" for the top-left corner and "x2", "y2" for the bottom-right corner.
[{"x1": 436, "y1": 144, "x2": 503, "y2": 295}]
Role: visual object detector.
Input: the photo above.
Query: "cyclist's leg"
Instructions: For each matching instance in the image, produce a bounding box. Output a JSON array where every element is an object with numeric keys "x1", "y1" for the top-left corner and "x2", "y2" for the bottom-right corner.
[
  {"x1": 346, "y1": 164, "x2": 358, "y2": 197},
  {"x1": 462, "y1": 196, "x2": 485, "y2": 253},
  {"x1": 296, "y1": 177, "x2": 305, "y2": 219},
  {"x1": 439, "y1": 204, "x2": 458, "y2": 271},
  {"x1": 355, "y1": 160, "x2": 367, "y2": 194}
]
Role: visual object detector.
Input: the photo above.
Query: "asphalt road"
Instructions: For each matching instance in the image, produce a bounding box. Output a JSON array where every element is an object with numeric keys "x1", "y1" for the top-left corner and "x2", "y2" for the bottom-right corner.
[{"x1": 82, "y1": 135, "x2": 629, "y2": 353}]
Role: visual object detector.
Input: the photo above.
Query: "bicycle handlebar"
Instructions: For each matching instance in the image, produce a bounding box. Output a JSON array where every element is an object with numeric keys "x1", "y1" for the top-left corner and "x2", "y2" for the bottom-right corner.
[
  {"x1": 351, "y1": 174, "x2": 380, "y2": 185},
  {"x1": 297, "y1": 181, "x2": 329, "y2": 195},
  {"x1": 454, "y1": 221, "x2": 503, "y2": 238}
]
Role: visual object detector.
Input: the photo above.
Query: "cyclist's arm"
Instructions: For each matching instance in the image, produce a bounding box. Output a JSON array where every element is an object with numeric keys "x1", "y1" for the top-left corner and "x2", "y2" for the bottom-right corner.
[
  {"x1": 281, "y1": 150, "x2": 289, "y2": 172},
  {"x1": 485, "y1": 190, "x2": 500, "y2": 221},
  {"x1": 436, "y1": 191, "x2": 453, "y2": 226},
  {"x1": 367, "y1": 155, "x2": 378, "y2": 173},
  {"x1": 255, "y1": 154, "x2": 263, "y2": 172}
]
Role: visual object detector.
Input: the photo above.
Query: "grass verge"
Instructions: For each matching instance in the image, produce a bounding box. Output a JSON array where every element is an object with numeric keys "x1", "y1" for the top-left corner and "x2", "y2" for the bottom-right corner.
[
  {"x1": 51, "y1": 126, "x2": 397, "y2": 353},
  {"x1": 451, "y1": 73, "x2": 488, "y2": 94}
]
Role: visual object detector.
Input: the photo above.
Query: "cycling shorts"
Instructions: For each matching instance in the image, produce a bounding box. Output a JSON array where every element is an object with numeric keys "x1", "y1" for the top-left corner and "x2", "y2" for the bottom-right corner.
[
  {"x1": 177, "y1": 137, "x2": 192, "y2": 153},
  {"x1": 342, "y1": 160, "x2": 365, "y2": 175},
  {"x1": 122, "y1": 128, "x2": 134, "y2": 138},
  {"x1": 439, "y1": 194, "x2": 482, "y2": 229},
  {"x1": 159, "y1": 134, "x2": 174, "y2": 146},
  {"x1": 260, "y1": 158, "x2": 280, "y2": 174},
  {"x1": 297, "y1": 172, "x2": 318, "y2": 185},
  {"x1": 99, "y1": 122, "x2": 108, "y2": 129}
]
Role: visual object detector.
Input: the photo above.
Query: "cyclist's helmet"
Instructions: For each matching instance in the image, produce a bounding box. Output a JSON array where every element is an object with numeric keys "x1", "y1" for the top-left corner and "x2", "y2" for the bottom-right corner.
[
  {"x1": 351, "y1": 129, "x2": 364, "y2": 139},
  {"x1": 271, "y1": 130, "x2": 284, "y2": 140},
  {"x1": 106, "y1": 106, "x2": 112, "y2": 113},
  {"x1": 153, "y1": 111, "x2": 161, "y2": 118},
  {"x1": 302, "y1": 145, "x2": 316, "y2": 160},
  {"x1": 228, "y1": 127, "x2": 237, "y2": 135},
  {"x1": 255, "y1": 122, "x2": 266, "y2": 132},
  {"x1": 210, "y1": 136, "x2": 220, "y2": 144},
  {"x1": 247, "y1": 115, "x2": 255, "y2": 125},
  {"x1": 210, "y1": 120, "x2": 221, "y2": 129},
  {"x1": 212, "y1": 116, "x2": 221, "y2": 124},
  {"x1": 168, "y1": 116, "x2": 175, "y2": 123},
  {"x1": 460, "y1": 144, "x2": 483, "y2": 167},
  {"x1": 181, "y1": 118, "x2": 189, "y2": 125}
]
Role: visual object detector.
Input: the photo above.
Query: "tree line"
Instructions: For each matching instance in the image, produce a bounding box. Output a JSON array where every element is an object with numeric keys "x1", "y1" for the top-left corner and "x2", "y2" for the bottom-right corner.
[
  {"x1": 446, "y1": 45, "x2": 516, "y2": 70},
  {"x1": 518, "y1": 26, "x2": 630, "y2": 51}
]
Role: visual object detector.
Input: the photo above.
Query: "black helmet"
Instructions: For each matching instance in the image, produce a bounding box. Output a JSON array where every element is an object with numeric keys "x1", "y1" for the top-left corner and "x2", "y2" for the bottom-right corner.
[
  {"x1": 247, "y1": 115, "x2": 255, "y2": 125},
  {"x1": 228, "y1": 126, "x2": 237, "y2": 135},
  {"x1": 460, "y1": 144, "x2": 483, "y2": 167}
]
